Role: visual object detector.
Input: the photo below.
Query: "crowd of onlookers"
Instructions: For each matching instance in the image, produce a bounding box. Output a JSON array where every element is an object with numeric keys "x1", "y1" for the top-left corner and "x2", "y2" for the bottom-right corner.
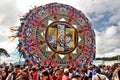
[{"x1": 0, "y1": 63, "x2": 120, "y2": 80}]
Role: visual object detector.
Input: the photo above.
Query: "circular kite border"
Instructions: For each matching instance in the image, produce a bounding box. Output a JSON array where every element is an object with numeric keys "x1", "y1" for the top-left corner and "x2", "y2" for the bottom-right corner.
[{"x1": 18, "y1": 2, "x2": 96, "y2": 67}]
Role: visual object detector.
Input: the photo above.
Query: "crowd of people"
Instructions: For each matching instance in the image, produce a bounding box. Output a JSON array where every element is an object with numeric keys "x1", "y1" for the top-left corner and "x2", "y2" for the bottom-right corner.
[{"x1": 0, "y1": 63, "x2": 120, "y2": 80}]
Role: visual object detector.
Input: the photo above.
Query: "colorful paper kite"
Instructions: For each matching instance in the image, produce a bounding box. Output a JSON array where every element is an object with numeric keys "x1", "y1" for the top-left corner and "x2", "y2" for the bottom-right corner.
[{"x1": 11, "y1": 2, "x2": 96, "y2": 67}]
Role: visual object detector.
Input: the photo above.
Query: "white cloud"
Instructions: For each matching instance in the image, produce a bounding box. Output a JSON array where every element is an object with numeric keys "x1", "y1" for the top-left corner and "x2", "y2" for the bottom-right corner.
[
  {"x1": 0, "y1": 53, "x2": 24, "y2": 64},
  {"x1": 0, "y1": 39, "x2": 18, "y2": 54},
  {"x1": 76, "y1": 0, "x2": 120, "y2": 26},
  {"x1": 109, "y1": 10, "x2": 120, "y2": 24},
  {"x1": 91, "y1": 14, "x2": 104, "y2": 22},
  {"x1": 95, "y1": 25, "x2": 120, "y2": 57},
  {"x1": 77, "y1": 0, "x2": 120, "y2": 14},
  {"x1": 0, "y1": 0, "x2": 19, "y2": 55},
  {"x1": 17, "y1": 0, "x2": 80, "y2": 14}
]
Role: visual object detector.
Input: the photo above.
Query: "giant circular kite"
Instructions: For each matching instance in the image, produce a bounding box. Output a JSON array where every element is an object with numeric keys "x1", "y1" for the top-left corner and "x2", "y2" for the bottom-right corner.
[{"x1": 17, "y1": 3, "x2": 95, "y2": 67}]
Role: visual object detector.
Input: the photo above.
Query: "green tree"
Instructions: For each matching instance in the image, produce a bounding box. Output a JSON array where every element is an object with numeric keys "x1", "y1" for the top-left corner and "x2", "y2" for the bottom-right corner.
[{"x1": 0, "y1": 48, "x2": 10, "y2": 57}]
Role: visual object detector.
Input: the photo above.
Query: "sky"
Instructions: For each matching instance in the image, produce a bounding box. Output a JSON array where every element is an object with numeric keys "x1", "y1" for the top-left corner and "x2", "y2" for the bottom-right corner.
[{"x1": 0, "y1": 0, "x2": 120, "y2": 63}]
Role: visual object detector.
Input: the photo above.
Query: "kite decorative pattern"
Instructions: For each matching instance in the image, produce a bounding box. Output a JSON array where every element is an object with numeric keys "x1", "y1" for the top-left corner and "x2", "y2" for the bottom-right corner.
[{"x1": 14, "y1": 3, "x2": 95, "y2": 67}]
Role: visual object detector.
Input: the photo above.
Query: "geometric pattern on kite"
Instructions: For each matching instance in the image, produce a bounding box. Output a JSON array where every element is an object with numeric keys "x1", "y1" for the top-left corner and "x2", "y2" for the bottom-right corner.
[{"x1": 17, "y1": 2, "x2": 95, "y2": 67}]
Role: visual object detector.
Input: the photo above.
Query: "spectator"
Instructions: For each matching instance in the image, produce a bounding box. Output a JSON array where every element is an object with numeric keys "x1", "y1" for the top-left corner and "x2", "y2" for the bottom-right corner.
[
  {"x1": 54, "y1": 69, "x2": 64, "y2": 80},
  {"x1": 71, "y1": 74, "x2": 81, "y2": 80},
  {"x1": 79, "y1": 70, "x2": 88, "y2": 80},
  {"x1": 40, "y1": 70, "x2": 50, "y2": 80},
  {"x1": 0, "y1": 69, "x2": 8, "y2": 80},
  {"x1": 118, "y1": 70, "x2": 120, "y2": 80},
  {"x1": 62, "y1": 71, "x2": 70, "y2": 80},
  {"x1": 6, "y1": 64, "x2": 20, "y2": 80},
  {"x1": 49, "y1": 68, "x2": 54, "y2": 80},
  {"x1": 31, "y1": 66, "x2": 38, "y2": 80},
  {"x1": 113, "y1": 63, "x2": 120, "y2": 80},
  {"x1": 92, "y1": 67, "x2": 109, "y2": 80},
  {"x1": 87, "y1": 65, "x2": 93, "y2": 80}
]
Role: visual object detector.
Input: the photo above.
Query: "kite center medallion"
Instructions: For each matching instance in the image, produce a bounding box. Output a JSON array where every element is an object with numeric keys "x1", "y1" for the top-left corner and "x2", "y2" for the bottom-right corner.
[{"x1": 45, "y1": 21, "x2": 78, "y2": 54}]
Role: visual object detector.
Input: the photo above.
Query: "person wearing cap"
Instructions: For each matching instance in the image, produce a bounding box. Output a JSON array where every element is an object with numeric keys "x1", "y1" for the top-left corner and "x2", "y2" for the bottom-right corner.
[{"x1": 6, "y1": 65, "x2": 20, "y2": 80}]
